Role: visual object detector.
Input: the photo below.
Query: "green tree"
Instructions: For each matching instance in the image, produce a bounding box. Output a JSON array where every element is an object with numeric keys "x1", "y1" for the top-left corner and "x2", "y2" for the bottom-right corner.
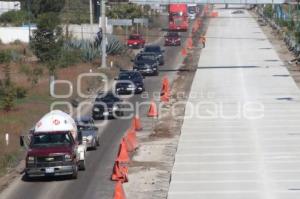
[
  {"x1": 107, "y1": 4, "x2": 144, "y2": 19},
  {"x1": 23, "y1": 0, "x2": 65, "y2": 18},
  {"x1": 30, "y1": 12, "x2": 64, "y2": 75},
  {"x1": 0, "y1": 10, "x2": 28, "y2": 26}
]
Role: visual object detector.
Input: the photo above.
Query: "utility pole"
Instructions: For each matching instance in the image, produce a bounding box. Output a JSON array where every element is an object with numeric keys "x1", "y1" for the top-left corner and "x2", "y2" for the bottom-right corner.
[
  {"x1": 101, "y1": 0, "x2": 107, "y2": 68},
  {"x1": 27, "y1": 0, "x2": 31, "y2": 42},
  {"x1": 89, "y1": 0, "x2": 93, "y2": 25},
  {"x1": 66, "y1": 0, "x2": 70, "y2": 39}
]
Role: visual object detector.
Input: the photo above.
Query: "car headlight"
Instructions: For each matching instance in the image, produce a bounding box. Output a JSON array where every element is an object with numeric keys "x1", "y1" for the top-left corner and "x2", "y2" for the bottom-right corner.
[
  {"x1": 65, "y1": 154, "x2": 72, "y2": 161},
  {"x1": 128, "y1": 84, "x2": 134, "y2": 88},
  {"x1": 113, "y1": 106, "x2": 118, "y2": 111},
  {"x1": 27, "y1": 156, "x2": 35, "y2": 163},
  {"x1": 86, "y1": 135, "x2": 93, "y2": 142},
  {"x1": 93, "y1": 107, "x2": 100, "y2": 112}
]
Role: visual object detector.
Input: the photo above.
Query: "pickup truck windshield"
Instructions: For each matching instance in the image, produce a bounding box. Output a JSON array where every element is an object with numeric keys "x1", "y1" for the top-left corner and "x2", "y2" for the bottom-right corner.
[{"x1": 31, "y1": 132, "x2": 73, "y2": 148}]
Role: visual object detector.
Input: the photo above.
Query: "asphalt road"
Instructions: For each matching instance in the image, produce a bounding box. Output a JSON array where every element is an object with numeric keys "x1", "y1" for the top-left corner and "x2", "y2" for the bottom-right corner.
[{"x1": 0, "y1": 22, "x2": 190, "y2": 199}]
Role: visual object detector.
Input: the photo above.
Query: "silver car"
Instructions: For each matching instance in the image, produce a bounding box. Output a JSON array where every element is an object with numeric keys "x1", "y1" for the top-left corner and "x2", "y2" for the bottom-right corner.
[{"x1": 76, "y1": 117, "x2": 100, "y2": 150}]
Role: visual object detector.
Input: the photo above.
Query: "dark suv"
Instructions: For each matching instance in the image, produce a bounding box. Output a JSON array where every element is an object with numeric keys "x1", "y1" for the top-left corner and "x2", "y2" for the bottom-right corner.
[
  {"x1": 92, "y1": 92, "x2": 124, "y2": 120},
  {"x1": 143, "y1": 45, "x2": 165, "y2": 65},
  {"x1": 133, "y1": 53, "x2": 159, "y2": 76},
  {"x1": 115, "y1": 71, "x2": 145, "y2": 95}
]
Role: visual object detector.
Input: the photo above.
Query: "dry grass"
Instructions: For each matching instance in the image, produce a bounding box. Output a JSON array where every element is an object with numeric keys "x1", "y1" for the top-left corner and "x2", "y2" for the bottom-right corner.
[{"x1": 0, "y1": 43, "x2": 133, "y2": 176}]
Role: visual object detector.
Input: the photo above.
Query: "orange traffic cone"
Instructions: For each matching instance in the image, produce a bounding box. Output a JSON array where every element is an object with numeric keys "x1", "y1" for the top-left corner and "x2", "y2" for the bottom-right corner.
[
  {"x1": 161, "y1": 76, "x2": 170, "y2": 95},
  {"x1": 117, "y1": 138, "x2": 130, "y2": 164},
  {"x1": 161, "y1": 90, "x2": 170, "y2": 103},
  {"x1": 187, "y1": 38, "x2": 193, "y2": 49},
  {"x1": 147, "y1": 101, "x2": 158, "y2": 117},
  {"x1": 131, "y1": 116, "x2": 142, "y2": 131},
  {"x1": 112, "y1": 161, "x2": 127, "y2": 182},
  {"x1": 126, "y1": 129, "x2": 138, "y2": 152},
  {"x1": 181, "y1": 48, "x2": 187, "y2": 56},
  {"x1": 114, "y1": 181, "x2": 127, "y2": 199},
  {"x1": 124, "y1": 133, "x2": 134, "y2": 152},
  {"x1": 211, "y1": 11, "x2": 219, "y2": 17}
]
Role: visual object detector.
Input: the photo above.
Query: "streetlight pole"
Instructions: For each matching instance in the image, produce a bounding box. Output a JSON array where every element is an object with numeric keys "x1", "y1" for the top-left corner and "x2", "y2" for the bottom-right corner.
[
  {"x1": 101, "y1": 0, "x2": 107, "y2": 68},
  {"x1": 89, "y1": 0, "x2": 93, "y2": 25}
]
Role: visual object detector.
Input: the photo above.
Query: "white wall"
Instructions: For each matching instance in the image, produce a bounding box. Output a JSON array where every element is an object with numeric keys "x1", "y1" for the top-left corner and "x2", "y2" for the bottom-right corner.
[
  {"x1": 64, "y1": 24, "x2": 113, "y2": 41},
  {"x1": 0, "y1": 27, "x2": 35, "y2": 43},
  {"x1": 0, "y1": 1, "x2": 21, "y2": 15}
]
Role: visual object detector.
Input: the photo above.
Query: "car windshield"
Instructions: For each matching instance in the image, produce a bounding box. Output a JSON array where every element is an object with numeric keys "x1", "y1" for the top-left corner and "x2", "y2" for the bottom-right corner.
[
  {"x1": 118, "y1": 73, "x2": 133, "y2": 80},
  {"x1": 144, "y1": 46, "x2": 161, "y2": 53},
  {"x1": 77, "y1": 123, "x2": 94, "y2": 131},
  {"x1": 96, "y1": 93, "x2": 119, "y2": 102},
  {"x1": 137, "y1": 54, "x2": 156, "y2": 61},
  {"x1": 129, "y1": 35, "x2": 140, "y2": 40},
  {"x1": 170, "y1": 12, "x2": 183, "y2": 17},
  {"x1": 31, "y1": 132, "x2": 73, "y2": 148},
  {"x1": 82, "y1": 130, "x2": 94, "y2": 136},
  {"x1": 167, "y1": 32, "x2": 178, "y2": 37}
]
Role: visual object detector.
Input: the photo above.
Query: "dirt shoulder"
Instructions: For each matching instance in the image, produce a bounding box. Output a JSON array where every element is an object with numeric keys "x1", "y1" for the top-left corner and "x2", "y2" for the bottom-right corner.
[{"x1": 250, "y1": 11, "x2": 300, "y2": 87}]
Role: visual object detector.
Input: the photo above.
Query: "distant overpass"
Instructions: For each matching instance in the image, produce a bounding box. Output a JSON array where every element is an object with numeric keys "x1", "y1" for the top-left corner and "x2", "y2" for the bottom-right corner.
[{"x1": 129, "y1": 0, "x2": 286, "y2": 5}]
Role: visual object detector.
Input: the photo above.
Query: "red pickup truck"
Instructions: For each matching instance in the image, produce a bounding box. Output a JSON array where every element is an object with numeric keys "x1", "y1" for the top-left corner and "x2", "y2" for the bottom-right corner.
[{"x1": 127, "y1": 34, "x2": 145, "y2": 49}]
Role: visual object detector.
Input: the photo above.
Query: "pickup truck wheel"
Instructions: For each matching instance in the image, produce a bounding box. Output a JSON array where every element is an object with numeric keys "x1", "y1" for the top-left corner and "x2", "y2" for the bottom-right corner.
[
  {"x1": 71, "y1": 165, "x2": 78, "y2": 179},
  {"x1": 23, "y1": 172, "x2": 32, "y2": 181},
  {"x1": 79, "y1": 160, "x2": 86, "y2": 171}
]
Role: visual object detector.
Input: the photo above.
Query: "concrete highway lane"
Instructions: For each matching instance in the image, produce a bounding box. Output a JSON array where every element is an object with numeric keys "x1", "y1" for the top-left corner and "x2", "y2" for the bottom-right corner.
[
  {"x1": 0, "y1": 27, "x2": 190, "y2": 199},
  {"x1": 168, "y1": 6, "x2": 300, "y2": 199}
]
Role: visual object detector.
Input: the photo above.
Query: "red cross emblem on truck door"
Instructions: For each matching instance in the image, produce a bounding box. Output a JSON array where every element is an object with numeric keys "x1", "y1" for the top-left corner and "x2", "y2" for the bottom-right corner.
[
  {"x1": 36, "y1": 122, "x2": 42, "y2": 128},
  {"x1": 53, "y1": 119, "x2": 60, "y2": 125}
]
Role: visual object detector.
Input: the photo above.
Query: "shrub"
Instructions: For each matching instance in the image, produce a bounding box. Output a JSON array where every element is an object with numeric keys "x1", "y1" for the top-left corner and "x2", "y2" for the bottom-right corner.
[
  {"x1": 65, "y1": 36, "x2": 125, "y2": 62},
  {"x1": 19, "y1": 64, "x2": 43, "y2": 87},
  {"x1": 0, "y1": 51, "x2": 11, "y2": 64},
  {"x1": 0, "y1": 10, "x2": 28, "y2": 26},
  {"x1": 263, "y1": 5, "x2": 274, "y2": 19},
  {"x1": 14, "y1": 86, "x2": 27, "y2": 99},
  {"x1": 11, "y1": 39, "x2": 22, "y2": 45},
  {"x1": 58, "y1": 48, "x2": 81, "y2": 68},
  {"x1": 1, "y1": 86, "x2": 15, "y2": 111},
  {"x1": 10, "y1": 50, "x2": 22, "y2": 62},
  {"x1": 295, "y1": 31, "x2": 300, "y2": 43}
]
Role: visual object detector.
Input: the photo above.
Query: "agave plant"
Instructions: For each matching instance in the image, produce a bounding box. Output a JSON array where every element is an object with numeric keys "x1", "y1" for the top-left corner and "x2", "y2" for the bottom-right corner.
[
  {"x1": 64, "y1": 35, "x2": 125, "y2": 62},
  {"x1": 106, "y1": 35, "x2": 126, "y2": 55}
]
